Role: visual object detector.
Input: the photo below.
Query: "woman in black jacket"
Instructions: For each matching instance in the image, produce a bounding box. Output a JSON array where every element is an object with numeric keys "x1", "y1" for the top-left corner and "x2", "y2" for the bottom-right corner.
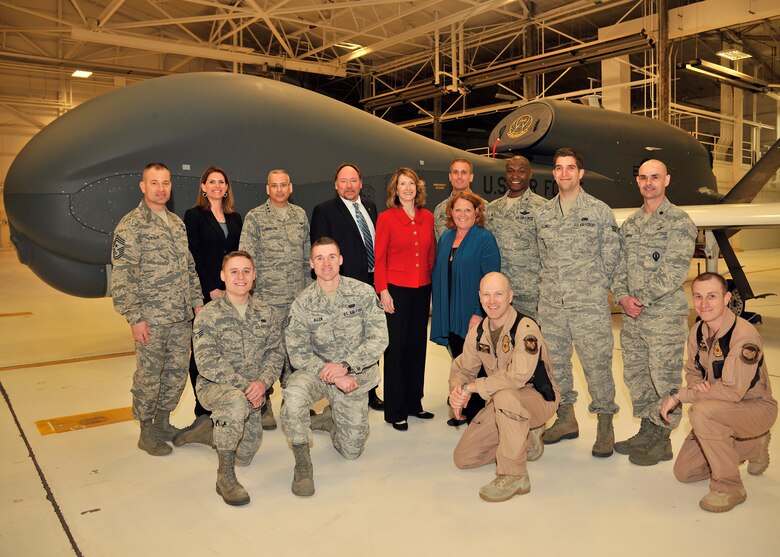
[{"x1": 181, "y1": 166, "x2": 243, "y2": 425}]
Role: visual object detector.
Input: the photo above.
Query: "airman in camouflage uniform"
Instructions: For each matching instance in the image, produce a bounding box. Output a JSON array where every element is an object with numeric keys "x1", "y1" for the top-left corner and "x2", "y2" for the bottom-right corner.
[
  {"x1": 613, "y1": 159, "x2": 697, "y2": 466},
  {"x1": 536, "y1": 148, "x2": 621, "y2": 457},
  {"x1": 281, "y1": 237, "x2": 389, "y2": 496},
  {"x1": 240, "y1": 169, "x2": 311, "y2": 428},
  {"x1": 190, "y1": 251, "x2": 284, "y2": 506},
  {"x1": 434, "y1": 159, "x2": 479, "y2": 241},
  {"x1": 485, "y1": 156, "x2": 546, "y2": 319},
  {"x1": 111, "y1": 163, "x2": 203, "y2": 457}
]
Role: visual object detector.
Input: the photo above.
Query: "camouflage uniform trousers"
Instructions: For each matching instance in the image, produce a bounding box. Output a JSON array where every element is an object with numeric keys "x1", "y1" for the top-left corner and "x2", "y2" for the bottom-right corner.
[
  {"x1": 131, "y1": 320, "x2": 191, "y2": 421},
  {"x1": 272, "y1": 301, "x2": 294, "y2": 389},
  {"x1": 537, "y1": 302, "x2": 618, "y2": 415},
  {"x1": 281, "y1": 372, "x2": 371, "y2": 460},
  {"x1": 511, "y1": 298, "x2": 538, "y2": 322},
  {"x1": 198, "y1": 382, "x2": 263, "y2": 463},
  {"x1": 621, "y1": 310, "x2": 686, "y2": 429}
]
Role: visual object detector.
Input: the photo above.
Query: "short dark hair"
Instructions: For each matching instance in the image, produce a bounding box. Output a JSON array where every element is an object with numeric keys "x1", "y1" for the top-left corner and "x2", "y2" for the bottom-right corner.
[
  {"x1": 450, "y1": 158, "x2": 473, "y2": 173},
  {"x1": 142, "y1": 162, "x2": 169, "y2": 178},
  {"x1": 222, "y1": 250, "x2": 254, "y2": 270},
  {"x1": 692, "y1": 272, "x2": 728, "y2": 294},
  {"x1": 334, "y1": 163, "x2": 362, "y2": 182},
  {"x1": 311, "y1": 236, "x2": 341, "y2": 255},
  {"x1": 553, "y1": 147, "x2": 584, "y2": 169}
]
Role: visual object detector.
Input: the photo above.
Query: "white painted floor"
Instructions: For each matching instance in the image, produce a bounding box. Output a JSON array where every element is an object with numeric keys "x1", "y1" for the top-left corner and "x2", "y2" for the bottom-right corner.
[{"x1": 1, "y1": 245, "x2": 779, "y2": 556}]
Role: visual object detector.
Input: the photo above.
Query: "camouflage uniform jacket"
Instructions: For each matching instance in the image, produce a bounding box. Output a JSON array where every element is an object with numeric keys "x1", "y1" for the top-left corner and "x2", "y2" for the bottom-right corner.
[
  {"x1": 433, "y1": 194, "x2": 454, "y2": 242},
  {"x1": 193, "y1": 294, "x2": 284, "y2": 392},
  {"x1": 240, "y1": 200, "x2": 311, "y2": 305},
  {"x1": 111, "y1": 200, "x2": 202, "y2": 325},
  {"x1": 485, "y1": 189, "x2": 546, "y2": 306},
  {"x1": 613, "y1": 197, "x2": 697, "y2": 316},
  {"x1": 536, "y1": 188, "x2": 620, "y2": 308},
  {"x1": 285, "y1": 276, "x2": 389, "y2": 390}
]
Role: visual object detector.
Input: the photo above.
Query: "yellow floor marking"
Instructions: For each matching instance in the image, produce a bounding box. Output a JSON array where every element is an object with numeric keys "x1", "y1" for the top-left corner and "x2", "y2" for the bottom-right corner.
[
  {"x1": 0, "y1": 312, "x2": 33, "y2": 317},
  {"x1": 0, "y1": 351, "x2": 134, "y2": 372},
  {"x1": 36, "y1": 407, "x2": 133, "y2": 435}
]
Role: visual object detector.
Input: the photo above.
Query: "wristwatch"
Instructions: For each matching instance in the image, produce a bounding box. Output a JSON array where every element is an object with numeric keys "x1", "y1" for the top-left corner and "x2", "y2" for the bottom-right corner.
[
  {"x1": 340, "y1": 361, "x2": 352, "y2": 373},
  {"x1": 669, "y1": 387, "x2": 681, "y2": 404},
  {"x1": 461, "y1": 383, "x2": 472, "y2": 395}
]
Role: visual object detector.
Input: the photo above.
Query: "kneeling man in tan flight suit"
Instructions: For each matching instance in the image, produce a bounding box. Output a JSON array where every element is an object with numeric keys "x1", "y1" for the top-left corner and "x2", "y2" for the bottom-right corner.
[
  {"x1": 449, "y1": 272, "x2": 559, "y2": 502},
  {"x1": 660, "y1": 272, "x2": 776, "y2": 513}
]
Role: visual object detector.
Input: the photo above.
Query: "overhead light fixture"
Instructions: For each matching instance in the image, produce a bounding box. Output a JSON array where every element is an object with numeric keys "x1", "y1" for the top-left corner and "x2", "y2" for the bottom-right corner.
[
  {"x1": 71, "y1": 70, "x2": 93, "y2": 78},
  {"x1": 335, "y1": 42, "x2": 362, "y2": 51},
  {"x1": 678, "y1": 59, "x2": 768, "y2": 94},
  {"x1": 363, "y1": 30, "x2": 654, "y2": 111},
  {"x1": 461, "y1": 30, "x2": 655, "y2": 90},
  {"x1": 716, "y1": 49, "x2": 751, "y2": 61}
]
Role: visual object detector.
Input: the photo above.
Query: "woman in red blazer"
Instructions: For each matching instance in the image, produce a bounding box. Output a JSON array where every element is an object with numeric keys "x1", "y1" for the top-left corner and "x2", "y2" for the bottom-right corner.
[{"x1": 375, "y1": 167, "x2": 435, "y2": 431}]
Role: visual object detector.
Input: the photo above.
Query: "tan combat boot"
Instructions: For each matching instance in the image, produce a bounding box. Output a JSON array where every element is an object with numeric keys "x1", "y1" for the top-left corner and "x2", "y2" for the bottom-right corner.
[
  {"x1": 173, "y1": 414, "x2": 214, "y2": 447},
  {"x1": 261, "y1": 398, "x2": 277, "y2": 431},
  {"x1": 526, "y1": 426, "x2": 545, "y2": 462},
  {"x1": 216, "y1": 451, "x2": 250, "y2": 506},
  {"x1": 747, "y1": 431, "x2": 771, "y2": 475},
  {"x1": 479, "y1": 473, "x2": 530, "y2": 502},
  {"x1": 629, "y1": 423, "x2": 672, "y2": 466},
  {"x1": 542, "y1": 403, "x2": 579, "y2": 444},
  {"x1": 138, "y1": 420, "x2": 172, "y2": 456},
  {"x1": 699, "y1": 489, "x2": 747, "y2": 513},
  {"x1": 592, "y1": 414, "x2": 614, "y2": 457},
  {"x1": 153, "y1": 410, "x2": 181, "y2": 442},
  {"x1": 614, "y1": 418, "x2": 652, "y2": 455},
  {"x1": 292, "y1": 444, "x2": 315, "y2": 496},
  {"x1": 310, "y1": 405, "x2": 334, "y2": 433}
]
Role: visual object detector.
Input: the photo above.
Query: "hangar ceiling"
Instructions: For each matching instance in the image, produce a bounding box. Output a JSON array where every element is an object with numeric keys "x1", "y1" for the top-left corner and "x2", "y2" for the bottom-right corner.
[{"x1": 0, "y1": 0, "x2": 778, "y2": 151}]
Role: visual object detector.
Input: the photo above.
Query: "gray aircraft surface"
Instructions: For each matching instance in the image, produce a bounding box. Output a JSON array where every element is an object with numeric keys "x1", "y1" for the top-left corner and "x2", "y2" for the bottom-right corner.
[{"x1": 4, "y1": 72, "x2": 778, "y2": 307}]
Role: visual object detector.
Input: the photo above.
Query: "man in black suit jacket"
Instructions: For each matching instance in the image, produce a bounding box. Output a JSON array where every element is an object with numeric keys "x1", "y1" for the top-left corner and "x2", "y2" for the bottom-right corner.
[{"x1": 310, "y1": 163, "x2": 384, "y2": 410}]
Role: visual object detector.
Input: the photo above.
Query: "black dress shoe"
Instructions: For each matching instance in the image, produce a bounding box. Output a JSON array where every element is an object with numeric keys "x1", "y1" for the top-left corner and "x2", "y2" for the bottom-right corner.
[
  {"x1": 368, "y1": 390, "x2": 384, "y2": 411},
  {"x1": 392, "y1": 421, "x2": 408, "y2": 431},
  {"x1": 447, "y1": 417, "x2": 468, "y2": 427},
  {"x1": 413, "y1": 411, "x2": 435, "y2": 420}
]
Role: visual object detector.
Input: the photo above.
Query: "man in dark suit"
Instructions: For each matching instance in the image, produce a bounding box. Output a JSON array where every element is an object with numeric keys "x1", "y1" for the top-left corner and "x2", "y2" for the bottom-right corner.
[{"x1": 310, "y1": 163, "x2": 383, "y2": 411}]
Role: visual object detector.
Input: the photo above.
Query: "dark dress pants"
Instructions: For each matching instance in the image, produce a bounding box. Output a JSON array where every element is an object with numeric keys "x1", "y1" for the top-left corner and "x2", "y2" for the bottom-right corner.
[{"x1": 383, "y1": 283, "x2": 432, "y2": 423}]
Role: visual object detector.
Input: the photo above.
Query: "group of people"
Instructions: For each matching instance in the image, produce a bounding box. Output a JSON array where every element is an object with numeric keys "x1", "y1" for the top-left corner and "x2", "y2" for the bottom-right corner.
[{"x1": 110, "y1": 150, "x2": 775, "y2": 513}]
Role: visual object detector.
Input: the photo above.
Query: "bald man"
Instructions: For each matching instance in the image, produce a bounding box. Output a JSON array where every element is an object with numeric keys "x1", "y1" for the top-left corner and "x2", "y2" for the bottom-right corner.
[
  {"x1": 485, "y1": 156, "x2": 546, "y2": 319},
  {"x1": 612, "y1": 159, "x2": 697, "y2": 466},
  {"x1": 448, "y1": 272, "x2": 559, "y2": 502}
]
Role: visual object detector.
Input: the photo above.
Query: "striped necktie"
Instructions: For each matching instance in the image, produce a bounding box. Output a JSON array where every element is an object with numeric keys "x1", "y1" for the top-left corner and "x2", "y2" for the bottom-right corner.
[{"x1": 353, "y1": 202, "x2": 374, "y2": 271}]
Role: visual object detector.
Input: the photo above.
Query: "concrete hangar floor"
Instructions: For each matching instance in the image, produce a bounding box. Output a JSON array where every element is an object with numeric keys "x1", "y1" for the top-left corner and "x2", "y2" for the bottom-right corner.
[{"x1": 1, "y1": 245, "x2": 779, "y2": 557}]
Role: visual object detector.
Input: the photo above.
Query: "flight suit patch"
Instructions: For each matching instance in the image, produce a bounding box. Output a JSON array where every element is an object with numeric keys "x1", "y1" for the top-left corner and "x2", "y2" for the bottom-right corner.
[
  {"x1": 478, "y1": 343, "x2": 491, "y2": 353},
  {"x1": 740, "y1": 343, "x2": 760, "y2": 364},
  {"x1": 501, "y1": 335, "x2": 511, "y2": 353},
  {"x1": 523, "y1": 335, "x2": 538, "y2": 355},
  {"x1": 713, "y1": 341, "x2": 723, "y2": 358}
]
